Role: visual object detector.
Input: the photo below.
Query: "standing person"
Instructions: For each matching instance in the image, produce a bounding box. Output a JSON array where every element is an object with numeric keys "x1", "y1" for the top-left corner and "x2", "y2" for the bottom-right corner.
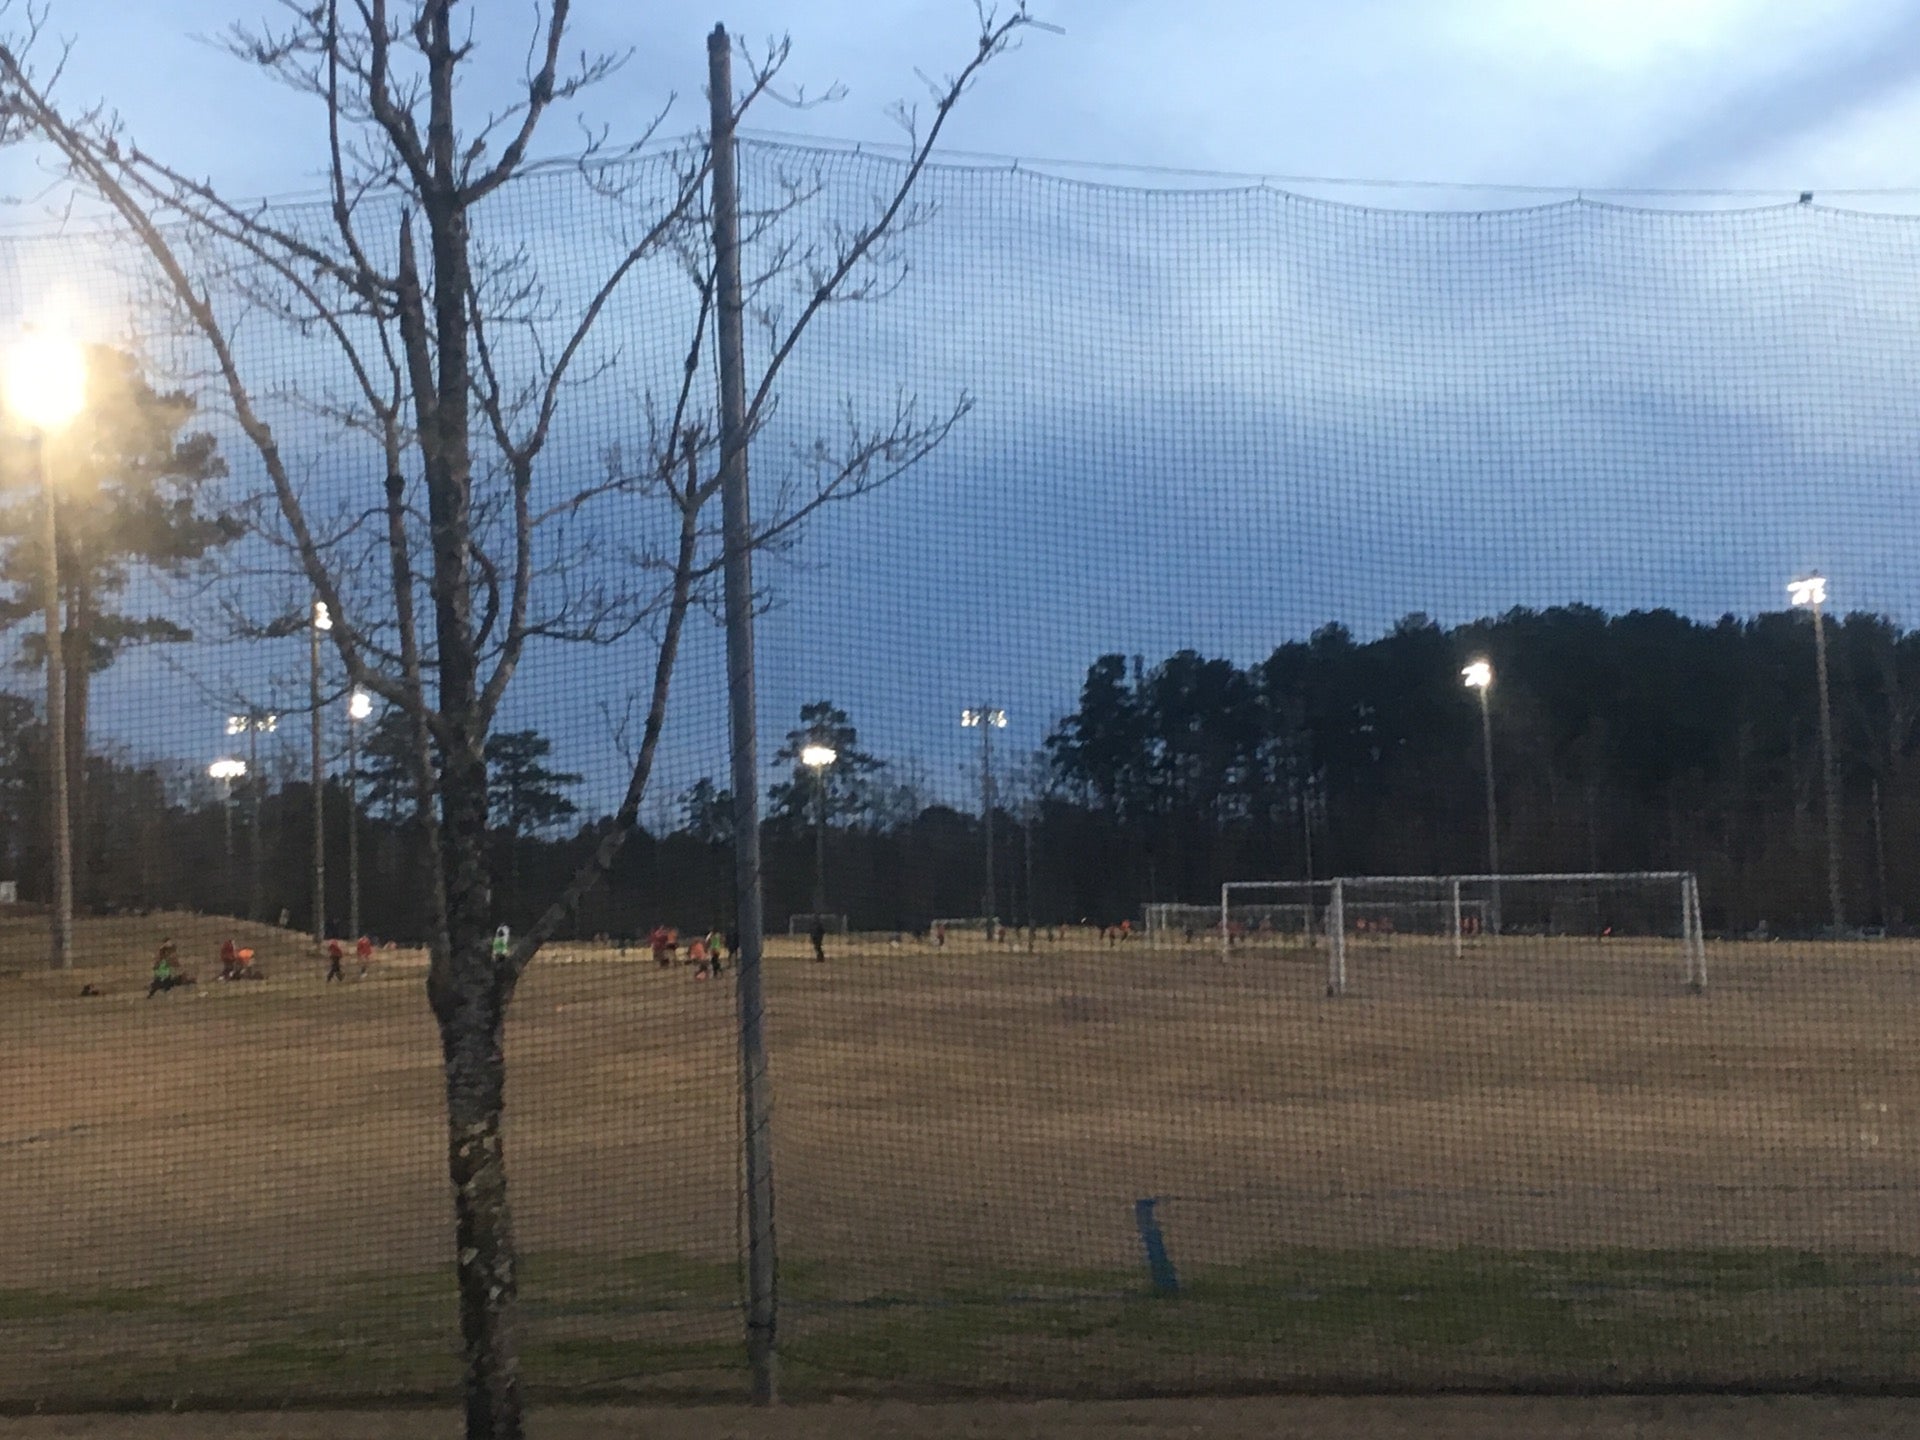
[
  {"x1": 325, "y1": 938, "x2": 345, "y2": 983},
  {"x1": 356, "y1": 934, "x2": 374, "y2": 978},
  {"x1": 706, "y1": 930, "x2": 726, "y2": 976},
  {"x1": 688, "y1": 933, "x2": 712, "y2": 978},
  {"x1": 723, "y1": 929, "x2": 739, "y2": 968},
  {"x1": 934, "y1": 922, "x2": 947, "y2": 950},
  {"x1": 219, "y1": 936, "x2": 238, "y2": 980},
  {"x1": 809, "y1": 915, "x2": 826, "y2": 963},
  {"x1": 650, "y1": 924, "x2": 674, "y2": 968}
]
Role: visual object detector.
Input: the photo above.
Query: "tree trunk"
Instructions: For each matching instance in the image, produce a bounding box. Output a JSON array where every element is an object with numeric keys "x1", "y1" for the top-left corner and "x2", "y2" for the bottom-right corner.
[{"x1": 430, "y1": 740, "x2": 522, "y2": 1438}]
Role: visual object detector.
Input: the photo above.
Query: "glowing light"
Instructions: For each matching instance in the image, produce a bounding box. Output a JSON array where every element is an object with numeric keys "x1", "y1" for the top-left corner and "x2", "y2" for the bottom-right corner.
[
  {"x1": 312, "y1": 600, "x2": 332, "y2": 631},
  {"x1": 3, "y1": 328, "x2": 85, "y2": 431},
  {"x1": 208, "y1": 758, "x2": 248, "y2": 781},
  {"x1": 1788, "y1": 574, "x2": 1828, "y2": 608},
  {"x1": 1461, "y1": 659, "x2": 1493, "y2": 690},
  {"x1": 801, "y1": 743, "x2": 838, "y2": 769},
  {"x1": 348, "y1": 690, "x2": 373, "y2": 721},
  {"x1": 962, "y1": 708, "x2": 1008, "y2": 728}
]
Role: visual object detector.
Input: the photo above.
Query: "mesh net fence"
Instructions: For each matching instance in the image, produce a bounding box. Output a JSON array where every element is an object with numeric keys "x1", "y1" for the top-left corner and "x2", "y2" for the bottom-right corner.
[{"x1": 1, "y1": 139, "x2": 1919, "y2": 1404}]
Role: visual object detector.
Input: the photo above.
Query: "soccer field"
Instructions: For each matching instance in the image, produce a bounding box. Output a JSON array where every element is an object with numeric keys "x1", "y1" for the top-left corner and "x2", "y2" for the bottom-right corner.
[{"x1": 2, "y1": 914, "x2": 1918, "y2": 1408}]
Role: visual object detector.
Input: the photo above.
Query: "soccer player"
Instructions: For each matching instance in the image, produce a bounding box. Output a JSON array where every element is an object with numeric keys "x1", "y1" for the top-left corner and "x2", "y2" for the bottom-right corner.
[
  {"x1": 809, "y1": 916, "x2": 826, "y2": 963},
  {"x1": 325, "y1": 939, "x2": 345, "y2": 983},
  {"x1": 650, "y1": 925, "x2": 674, "y2": 968},
  {"x1": 218, "y1": 937, "x2": 239, "y2": 980},
  {"x1": 356, "y1": 934, "x2": 374, "y2": 978}
]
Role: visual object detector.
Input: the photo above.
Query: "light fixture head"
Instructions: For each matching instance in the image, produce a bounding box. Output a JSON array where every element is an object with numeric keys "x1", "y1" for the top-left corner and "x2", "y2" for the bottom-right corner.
[
  {"x1": 348, "y1": 690, "x2": 373, "y2": 721},
  {"x1": 800, "y1": 743, "x2": 838, "y2": 769},
  {"x1": 312, "y1": 600, "x2": 332, "y2": 632},
  {"x1": 1461, "y1": 659, "x2": 1493, "y2": 690},
  {"x1": 4, "y1": 328, "x2": 86, "y2": 432},
  {"x1": 208, "y1": 757, "x2": 248, "y2": 781},
  {"x1": 1787, "y1": 574, "x2": 1827, "y2": 608}
]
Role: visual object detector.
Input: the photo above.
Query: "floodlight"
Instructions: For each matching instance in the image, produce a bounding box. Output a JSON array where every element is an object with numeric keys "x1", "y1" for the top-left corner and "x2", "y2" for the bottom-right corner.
[
  {"x1": 348, "y1": 690, "x2": 373, "y2": 721},
  {"x1": 312, "y1": 600, "x2": 332, "y2": 631},
  {"x1": 4, "y1": 329, "x2": 86, "y2": 431},
  {"x1": 1461, "y1": 659, "x2": 1493, "y2": 690},
  {"x1": 961, "y1": 707, "x2": 1008, "y2": 728},
  {"x1": 208, "y1": 758, "x2": 248, "y2": 781},
  {"x1": 1788, "y1": 575, "x2": 1828, "y2": 608},
  {"x1": 800, "y1": 743, "x2": 837, "y2": 769}
]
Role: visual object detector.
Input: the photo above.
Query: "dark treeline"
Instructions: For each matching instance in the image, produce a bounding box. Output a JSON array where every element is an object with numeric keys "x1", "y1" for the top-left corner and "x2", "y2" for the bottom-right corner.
[{"x1": 1, "y1": 605, "x2": 1911, "y2": 941}]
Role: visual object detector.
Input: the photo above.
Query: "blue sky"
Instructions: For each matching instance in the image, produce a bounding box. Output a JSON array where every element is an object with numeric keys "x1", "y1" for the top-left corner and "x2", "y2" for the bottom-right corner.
[{"x1": 4, "y1": 1, "x2": 1920, "y2": 818}]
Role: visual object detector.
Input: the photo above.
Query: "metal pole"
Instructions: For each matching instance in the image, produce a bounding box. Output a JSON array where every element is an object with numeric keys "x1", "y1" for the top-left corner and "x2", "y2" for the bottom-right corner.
[
  {"x1": 39, "y1": 438, "x2": 71, "y2": 970},
  {"x1": 812, "y1": 765, "x2": 827, "y2": 918},
  {"x1": 348, "y1": 714, "x2": 361, "y2": 941},
  {"x1": 982, "y1": 713, "x2": 995, "y2": 935},
  {"x1": 1023, "y1": 801, "x2": 1036, "y2": 953},
  {"x1": 1872, "y1": 777, "x2": 1889, "y2": 930},
  {"x1": 1449, "y1": 876, "x2": 1463, "y2": 960},
  {"x1": 1478, "y1": 685, "x2": 1502, "y2": 936},
  {"x1": 222, "y1": 781, "x2": 235, "y2": 908},
  {"x1": 310, "y1": 611, "x2": 326, "y2": 944},
  {"x1": 1301, "y1": 775, "x2": 1317, "y2": 950},
  {"x1": 710, "y1": 26, "x2": 779, "y2": 1406},
  {"x1": 248, "y1": 720, "x2": 263, "y2": 923},
  {"x1": 1811, "y1": 599, "x2": 1844, "y2": 934}
]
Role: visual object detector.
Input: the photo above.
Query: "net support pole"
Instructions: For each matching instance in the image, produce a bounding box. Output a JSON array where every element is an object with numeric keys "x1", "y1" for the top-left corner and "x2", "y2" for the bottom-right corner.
[
  {"x1": 1218, "y1": 884, "x2": 1230, "y2": 964},
  {"x1": 1327, "y1": 878, "x2": 1346, "y2": 996},
  {"x1": 1449, "y1": 876, "x2": 1463, "y2": 960},
  {"x1": 1684, "y1": 873, "x2": 1707, "y2": 993},
  {"x1": 710, "y1": 26, "x2": 779, "y2": 1407}
]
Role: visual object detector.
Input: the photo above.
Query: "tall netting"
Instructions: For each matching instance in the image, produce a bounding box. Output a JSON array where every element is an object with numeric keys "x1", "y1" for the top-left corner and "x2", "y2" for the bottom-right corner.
[{"x1": 5, "y1": 137, "x2": 1920, "y2": 1408}]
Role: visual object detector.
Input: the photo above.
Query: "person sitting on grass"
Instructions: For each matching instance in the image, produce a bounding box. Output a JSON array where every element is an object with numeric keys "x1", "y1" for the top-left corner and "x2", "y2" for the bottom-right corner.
[{"x1": 147, "y1": 942, "x2": 193, "y2": 998}]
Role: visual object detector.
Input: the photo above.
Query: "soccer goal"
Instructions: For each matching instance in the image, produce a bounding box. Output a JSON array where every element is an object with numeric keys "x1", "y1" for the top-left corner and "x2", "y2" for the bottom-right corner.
[
  {"x1": 787, "y1": 913, "x2": 848, "y2": 937},
  {"x1": 1224, "y1": 872, "x2": 1706, "y2": 996},
  {"x1": 1323, "y1": 872, "x2": 1706, "y2": 997},
  {"x1": 1217, "y1": 880, "x2": 1332, "y2": 957},
  {"x1": 930, "y1": 915, "x2": 997, "y2": 940}
]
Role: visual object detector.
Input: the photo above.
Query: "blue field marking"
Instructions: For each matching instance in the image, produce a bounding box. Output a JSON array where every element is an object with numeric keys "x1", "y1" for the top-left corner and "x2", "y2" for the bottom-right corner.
[{"x1": 1133, "y1": 1196, "x2": 1180, "y2": 1296}]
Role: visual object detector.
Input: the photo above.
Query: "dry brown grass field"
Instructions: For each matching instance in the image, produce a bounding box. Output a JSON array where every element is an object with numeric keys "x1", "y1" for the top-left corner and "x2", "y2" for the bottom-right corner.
[{"x1": 3, "y1": 913, "x2": 1919, "y2": 1410}]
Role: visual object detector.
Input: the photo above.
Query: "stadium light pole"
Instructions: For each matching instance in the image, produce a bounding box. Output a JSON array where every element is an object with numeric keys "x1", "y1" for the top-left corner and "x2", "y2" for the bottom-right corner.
[
  {"x1": 6, "y1": 329, "x2": 86, "y2": 970},
  {"x1": 1462, "y1": 659, "x2": 1501, "y2": 935},
  {"x1": 962, "y1": 707, "x2": 1007, "y2": 937},
  {"x1": 800, "y1": 743, "x2": 837, "y2": 918},
  {"x1": 309, "y1": 600, "x2": 331, "y2": 945},
  {"x1": 1790, "y1": 573, "x2": 1845, "y2": 934},
  {"x1": 227, "y1": 710, "x2": 279, "y2": 922},
  {"x1": 347, "y1": 689, "x2": 372, "y2": 941},
  {"x1": 209, "y1": 758, "x2": 247, "y2": 914}
]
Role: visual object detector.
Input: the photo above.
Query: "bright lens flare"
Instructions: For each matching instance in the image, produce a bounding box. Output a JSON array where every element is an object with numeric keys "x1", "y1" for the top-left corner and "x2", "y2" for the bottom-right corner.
[{"x1": 4, "y1": 331, "x2": 86, "y2": 431}]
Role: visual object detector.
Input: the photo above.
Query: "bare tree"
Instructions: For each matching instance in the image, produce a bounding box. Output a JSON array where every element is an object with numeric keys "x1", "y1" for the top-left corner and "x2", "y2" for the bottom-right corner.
[{"x1": 0, "y1": 4, "x2": 1038, "y2": 1436}]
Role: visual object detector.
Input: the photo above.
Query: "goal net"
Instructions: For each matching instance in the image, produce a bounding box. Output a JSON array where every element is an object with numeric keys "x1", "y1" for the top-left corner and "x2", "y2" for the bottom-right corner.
[
  {"x1": 787, "y1": 913, "x2": 849, "y2": 936},
  {"x1": 1224, "y1": 872, "x2": 1705, "y2": 996}
]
